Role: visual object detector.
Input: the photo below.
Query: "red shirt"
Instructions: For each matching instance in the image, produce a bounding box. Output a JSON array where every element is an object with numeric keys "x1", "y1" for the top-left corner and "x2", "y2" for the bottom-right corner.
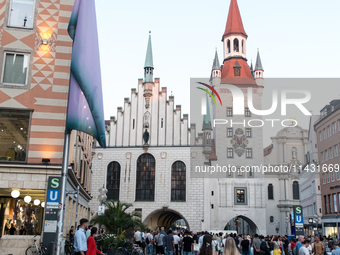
[
  {"x1": 87, "y1": 235, "x2": 101, "y2": 255},
  {"x1": 291, "y1": 242, "x2": 296, "y2": 249}
]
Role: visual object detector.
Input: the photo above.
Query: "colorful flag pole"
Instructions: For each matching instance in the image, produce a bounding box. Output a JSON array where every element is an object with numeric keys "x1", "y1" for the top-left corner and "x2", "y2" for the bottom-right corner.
[{"x1": 55, "y1": 0, "x2": 106, "y2": 254}]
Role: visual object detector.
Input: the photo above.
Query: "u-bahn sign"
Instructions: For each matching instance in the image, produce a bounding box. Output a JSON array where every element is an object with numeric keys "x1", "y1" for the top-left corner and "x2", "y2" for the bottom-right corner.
[{"x1": 294, "y1": 206, "x2": 304, "y2": 236}]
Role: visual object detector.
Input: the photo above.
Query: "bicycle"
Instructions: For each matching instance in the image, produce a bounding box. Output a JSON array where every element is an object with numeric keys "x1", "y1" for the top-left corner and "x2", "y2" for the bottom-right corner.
[
  {"x1": 25, "y1": 235, "x2": 48, "y2": 255},
  {"x1": 65, "y1": 239, "x2": 74, "y2": 255}
]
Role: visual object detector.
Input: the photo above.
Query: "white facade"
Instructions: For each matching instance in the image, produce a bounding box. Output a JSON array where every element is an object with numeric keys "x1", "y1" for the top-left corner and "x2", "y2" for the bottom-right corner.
[{"x1": 264, "y1": 125, "x2": 308, "y2": 235}]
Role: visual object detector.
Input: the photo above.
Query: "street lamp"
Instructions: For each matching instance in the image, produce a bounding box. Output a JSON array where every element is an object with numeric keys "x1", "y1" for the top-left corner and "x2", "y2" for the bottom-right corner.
[
  {"x1": 275, "y1": 221, "x2": 280, "y2": 234},
  {"x1": 313, "y1": 214, "x2": 320, "y2": 236}
]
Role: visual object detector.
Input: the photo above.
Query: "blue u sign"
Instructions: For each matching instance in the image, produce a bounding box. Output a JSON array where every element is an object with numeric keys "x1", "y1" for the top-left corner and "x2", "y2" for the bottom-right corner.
[
  {"x1": 47, "y1": 189, "x2": 60, "y2": 203},
  {"x1": 295, "y1": 215, "x2": 303, "y2": 224}
]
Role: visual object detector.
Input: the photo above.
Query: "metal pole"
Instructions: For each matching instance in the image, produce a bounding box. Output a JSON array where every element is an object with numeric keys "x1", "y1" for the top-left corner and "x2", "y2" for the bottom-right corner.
[
  {"x1": 75, "y1": 185, "x2": 80, "y2": 228},
  {"x1": 56, "y1": 130, "x2": 71, "y2": 255}
]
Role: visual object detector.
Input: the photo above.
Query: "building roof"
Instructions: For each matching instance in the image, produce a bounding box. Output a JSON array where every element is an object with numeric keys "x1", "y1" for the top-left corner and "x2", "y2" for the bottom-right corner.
[
  {"x1": 221, "y1": 58, "x2": 257, "y2": 85},
  {"x1": 212, "y1": 50, "x2": 221, "y2": 70},
  {"x1": 223, "y1": 0, "x2": 247, "y2": 39},
  {"x1": 144, "y1": 31, "x2": 153, "y2": 68},
  {"x1": 263, "y1": 144, "x2": 273, "y2": 156},
  {"x1": 254, "y1": 50, "x2": 263, "y2": 71}
]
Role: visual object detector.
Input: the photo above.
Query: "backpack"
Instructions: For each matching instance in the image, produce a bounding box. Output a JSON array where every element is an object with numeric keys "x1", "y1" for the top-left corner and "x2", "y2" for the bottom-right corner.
[{"x1": 146, "y1": 236, "x2": 150, "y2": 245}]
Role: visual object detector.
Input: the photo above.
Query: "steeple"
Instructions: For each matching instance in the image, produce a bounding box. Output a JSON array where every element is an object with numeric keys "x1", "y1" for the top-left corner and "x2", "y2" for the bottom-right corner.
[
  {"x1": 212, "y1": 50, "x2": 221, "y2": 70},
  {"x1": 202, "y1": 94, "x2": 212, "y2": 130},
  {"x1": 254, "y1": 49, "x2": 264, "y2": 71},
  {"x1": 211, "y1": 49, "x2": 221, "y2": 82},
  {"x1": 144, "y1": 31, "x2": 154, "y2": 83},
  {"x1": 223, "y1": 0, "x2": 247, "y2": 38},
  {"x1": 250, "y1": 60, "x2": 254, "y2": 78}
]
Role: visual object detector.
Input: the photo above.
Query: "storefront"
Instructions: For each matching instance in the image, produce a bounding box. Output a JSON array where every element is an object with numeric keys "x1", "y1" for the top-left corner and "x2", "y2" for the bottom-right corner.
[
  {"x1": 324, "y1": 223, "x2": 338, "y2": 238},
  {"x1": 0, "y1": 188, "x2": 45, "y2": 236}
]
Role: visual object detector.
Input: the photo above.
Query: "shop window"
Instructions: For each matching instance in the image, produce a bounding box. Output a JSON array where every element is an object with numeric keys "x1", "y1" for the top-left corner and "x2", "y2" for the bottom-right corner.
[
  {"x1": 0, "y1": 109, "x2": 30, "y2": 162},
  {"x1": 8, "y1": 0, "x2": 35, "y2": 28}
]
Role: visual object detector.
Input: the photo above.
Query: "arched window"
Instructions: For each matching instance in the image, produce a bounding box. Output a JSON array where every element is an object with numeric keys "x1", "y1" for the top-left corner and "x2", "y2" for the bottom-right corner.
[
  {"x1": 270, "y1": 216, "x2": 274, "y2": 223},
  {"x1": 268, "y1": 184, "x2": 274, "y2": 200},
  {"x1": 227, "y1": 40, "x2": 231, "y2": 53},
  {"x1": 171, "y1": 161, "x2": 186, "y2": 202},
  {"x1": 242, "y1": 40, "x2": 245, "y2": 53},
  {"x1": 136, "y1": 153, "x2": 155, "y2": 201},
  {"x1": 293, "y1": 181, "x2": 300, "y2": 200},
  {"x1": 233, "y1": 38, "x2": 239, "y2": 52},
  {"x1": 107, "y1": 161, "x2": 121, "y2": 201}
]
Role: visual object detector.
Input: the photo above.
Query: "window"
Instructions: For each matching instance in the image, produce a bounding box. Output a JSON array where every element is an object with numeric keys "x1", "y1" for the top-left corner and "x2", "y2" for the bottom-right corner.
[
  {"x1": 327, "y1": 172, "x2": 330, "y2": 183},
  {"x1": 320, "y1": 131, "x2": 322, "y2": 142},
  {"x1": 227, "y1": 148, "x2": 234, "y2": 158},
  {"x1": 268, "y1": 184, "x2": 274, "y2": 200},
  {"x1": 136, "y1": 153, "x2": 155, "y2": 201},
  {"x1": 227, "y1": 107, "x2": 233, "y2": 117},
  {"x1": 312, "y1": 181, "x2": 316, "y2": 194},
  {"x1": 245, "y1": 108, "x2": 251, "y2": 117},
  {"x1": 334, "y1": 194, "x2": 338, "y2": 213},
  {"x1": 330, "y1": 147, "x2": 334, "y2": 159},
  {"x1": 332, "y1": 171, "x2": 335, "y2": 182},
  {"x1": 133, "y1": 119, "x2": 135, "y2": 129},
  {"x1": 233, "y1": 38, "x2": 239, "y2": 52},
  {"x1": 324, "y1": 128, "x2": 327, "y2": 140},
  {"x1": 337, "y1": 170, "x2": 340, "y2": 181},
  {"x1": 237, "y1": 167, "x2": 243, "y2": 176},
  {"x1": 270, "y1": 216, "x2": 274, "y2": 223},
  {"x1": 329, "y1": 194, "x2": 332, "y2": 214},
  {"x1": 235, "y1": 188, "x2": 247, "y2": 205},
  {"x1": 333, "y1": 122, "x2": 337, "y2": 134},
  {"x1": 226, "y1": 40, "x2": 230, "y2": 54},
  {"x1": 107, "y1": 161, "x2": 121, "y2": 201},
  {"x1": 161, "y1": 118, "x2": 163, "y2": 128},
  {"x1": 323, "y1": 173, "x2": 326, "y2": 184},
  {"x1": 0, "y1": 109, "x2": 30, "y2": 162},
  {"x1": 326, "y1": 150, "x2": 329, "y2": 161},
  {"x1": 8, "y1": 0, "x2": 35, "y2": 28},
  {"x1": 246, "y1": 148, "x2": 252, "y2": 158},
  {"x1": 245, "y1": 128, "x2": 252, "y2": 138},
  {"x1": 2, "y1": 52, "x2": 29, "y2": 85},
  {"x1": 324, "y1": 195, "x2": 328, "y2": 214},
  {"x1": 211, "y1": 204, "x2": 214, "y2": 209},
  {"x1": 211, "y1": 191, "x2": 214, "y2": 196},
  {"x1": 293, "y1": 181, "x2": 300, "y2": 200},
  {"x1": 227, "y1": 128, "x2": 233, "y2": 137},
  {"x1": 338, "y1": 120, "x2": 340, "y2": 132},
  {"x1": 321, "y1": 152, "x2": 324, "y2": 163},
  {"x1": 171, "y1": 161, "x2": 186, "y2": 202},
  {"x1": 336, "y1": 145, "x2": 339, "y2": 157},
  {"x1": 328, "y1": 125, "x2": 331, "y2": 137}
]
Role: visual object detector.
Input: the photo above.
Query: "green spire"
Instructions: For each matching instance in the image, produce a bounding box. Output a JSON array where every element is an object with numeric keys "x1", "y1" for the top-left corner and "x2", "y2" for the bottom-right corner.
[
  {"x1": 202, "y1": 93, "x2": 212, "y2": 130},
  {"x1": 144, "y1": 31, "x2": 154, "y2": 83}
]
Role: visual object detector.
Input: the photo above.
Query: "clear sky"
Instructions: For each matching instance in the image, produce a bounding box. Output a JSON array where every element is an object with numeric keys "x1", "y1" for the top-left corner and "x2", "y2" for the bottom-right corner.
[{"x1": 95, "y1": 0, "x2": 340, "y2": 145}]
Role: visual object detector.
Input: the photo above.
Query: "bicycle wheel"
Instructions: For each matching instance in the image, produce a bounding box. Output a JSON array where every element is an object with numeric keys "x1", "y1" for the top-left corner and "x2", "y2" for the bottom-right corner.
[{"x1": 25, "y1": 246, "x2": 39, "y2": 255}]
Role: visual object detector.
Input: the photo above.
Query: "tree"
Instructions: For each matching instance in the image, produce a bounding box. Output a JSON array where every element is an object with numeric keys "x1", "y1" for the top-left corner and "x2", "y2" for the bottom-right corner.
[{"x1": 91, "y1": 200, "x2": 145, "y2": 235}]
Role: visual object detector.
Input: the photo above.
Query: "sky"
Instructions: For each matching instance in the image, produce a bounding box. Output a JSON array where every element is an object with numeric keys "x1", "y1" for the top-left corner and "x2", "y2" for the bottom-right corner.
[{"x1": 95, "y1": 0, "x2": 340, "y2": 145}]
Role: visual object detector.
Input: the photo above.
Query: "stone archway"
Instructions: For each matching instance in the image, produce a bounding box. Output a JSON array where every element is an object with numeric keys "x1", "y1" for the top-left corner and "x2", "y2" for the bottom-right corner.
[
  {"x1": 225, "y1": 215, "x2": 259, "y2": 235},
  {"x1": 143, "y1": 208, "x2": 190, "y2": 231}
]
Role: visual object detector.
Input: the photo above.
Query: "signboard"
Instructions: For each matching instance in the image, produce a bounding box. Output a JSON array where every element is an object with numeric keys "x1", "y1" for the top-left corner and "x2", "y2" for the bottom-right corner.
[
  {"x1": 43, "y1": 177, "x2": 62, "y2": 254},
  {"x1": 44, "y1": 220, "x2": 57, "y2": 233},
  {"x1": 66, "y1": 190, "x2": 78, "y2": 194},
  {"x1": 294, "y1": 206, "x2": 304, "y2": 236},
  {"x1": 98, "y1": 205, "x2": 105, "y2": 216}
]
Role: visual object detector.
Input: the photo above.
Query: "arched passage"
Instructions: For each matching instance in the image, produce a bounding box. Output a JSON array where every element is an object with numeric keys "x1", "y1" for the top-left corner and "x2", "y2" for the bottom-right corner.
[
  {"x1": 143, "y1": 208, "x2": 190, "y2": 231},
  {"x1": 224, "y1": 215, "x2": 259, "y2": 235}
]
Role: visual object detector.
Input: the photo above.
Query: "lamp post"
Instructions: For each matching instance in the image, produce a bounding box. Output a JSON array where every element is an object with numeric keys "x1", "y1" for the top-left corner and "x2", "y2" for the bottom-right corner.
[
  {"x1": 275, "y1": 221, "x2": 280, "y2": 234},
  {"x1": 313, "y1": 214, "x2": 320, "y2": 236}
]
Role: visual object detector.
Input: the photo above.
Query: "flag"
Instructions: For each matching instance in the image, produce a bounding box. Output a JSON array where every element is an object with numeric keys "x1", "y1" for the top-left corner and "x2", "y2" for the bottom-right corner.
[{"x1": 66, "y1": 0, "x2": 106, "y2": 148}]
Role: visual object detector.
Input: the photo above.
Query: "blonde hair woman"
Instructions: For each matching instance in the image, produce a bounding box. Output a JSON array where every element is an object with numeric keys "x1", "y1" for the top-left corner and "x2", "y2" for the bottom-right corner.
[{"x1": 223, "y1": 237, "x2": 241, "y2": 255}]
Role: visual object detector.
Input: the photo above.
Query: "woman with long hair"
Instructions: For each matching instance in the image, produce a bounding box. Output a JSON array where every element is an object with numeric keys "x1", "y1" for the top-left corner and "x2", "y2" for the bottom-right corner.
[
  {"x1": 198, "y1": 234, "x2": 217, "y2": 255},
  {"x1": 272, "y1": 236, "x2": 281, "y2": 255},
  {"x1": 223, "y1": 237, "x2": 241, "y2": 255},
  {"x1": 87, "y1": 227, "x2": 104, "y2": 255}
]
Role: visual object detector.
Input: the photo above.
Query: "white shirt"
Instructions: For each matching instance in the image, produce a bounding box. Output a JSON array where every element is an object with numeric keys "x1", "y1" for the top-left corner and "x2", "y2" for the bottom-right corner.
[
  {"x1": 299, "y1": 247, "x2": 309, "y2": 255},
  {"x1": 174, "y1": 235, "x2": 180, "y2": 245},
  {"x1": 307, "y1": 245, "x2": 312, "y2": 253},
  {"x1": 134, "y1": 231, "x2": 142, "y2": 242}
]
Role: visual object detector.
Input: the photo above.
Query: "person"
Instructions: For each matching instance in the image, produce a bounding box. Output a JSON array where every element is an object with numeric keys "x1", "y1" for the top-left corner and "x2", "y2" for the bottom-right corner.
[
  {"x1": 223, "y1": 237, "x2": 240, "y2": 255},
  {"x1": 272, "y1": 236, "x2": 281, "y2": 255},
  {"x1": 19, "y1": 225, "x2": 26, "y2": 235},
  {"x1": 283, "y1": 236, "x2": 289, "y2": 255},
  {"x1": 74, "y1": 218, "x2": 89, "y2": 255},
  {"x1": 182, "y1": 230, "x2": 195, "y2": 255},
  {"x1": 241, "y1": 236, "x2": 250, "y2": 255},
  {"x1": 296, "y1": 236, "x2": 305, "y2": 255},
  {"x1": 200, "y1": 232, "x2": 206, "y2": 248},
  {"x1": 291, "y1": 239, "x2": 297, "y2": 252},
  {"x1": 331, "y1": 239, "x2": 340, "y2": 255},
  {"x1": 146, "y1": 231, "x2": 154, "y2": 255},
  {"x1": 9, "y1": 223, "x2": 16, "y2": 235},
  {"x1": 260, "y1": 236, "x2": 270, "y2": 255},
  {"x1": 194, "y1": 233, "x2": 201, "y2": 255},
  {"x1": 87, "y1": 227, "x2": 104, "y2": 255},
  {"x1": 135, "y1": 229, "x2": 142, "y2": 246},
  {"x1": 212, "y1": 235, "x2": 220, "y2": 254},
  {"x1": 69, "y1": 226, "x2": 75, "y2": 243},
  {"x1": 165, "y1": 230, "x2": 175, "y2": 255},
  {"x1": 174, "y1": 232, "x2": 181, "y2": 255},
  {"x1": 155, "y1": 230, "x2": 165, "y2": 255},
  {"x1": 198, "y1": 234, "x2": 215, "y2": 255},
  {"x1": 86, "y1": 225, "x2": 93, "y2": 239},
  {"x1": 298, "y1": 240, "x2": 310, "y2": 255},
  {"x1": 312, "y1": 236, "x2": 325, "y2": 255},
  {"x1": 253, "y1": 234, "x2": 261, "y2": 255}
]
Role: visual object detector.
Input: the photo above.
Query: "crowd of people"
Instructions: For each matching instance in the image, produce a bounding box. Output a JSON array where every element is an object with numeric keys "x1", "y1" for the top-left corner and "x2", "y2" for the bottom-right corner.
[{"x1": 134, "y1": 229, "x2": 340, "y2": 255}]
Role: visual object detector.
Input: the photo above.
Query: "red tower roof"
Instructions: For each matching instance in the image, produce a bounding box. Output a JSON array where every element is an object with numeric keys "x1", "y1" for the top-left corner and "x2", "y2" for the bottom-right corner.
[{"x1": 223, "y1": 0, "x2": 247, "y2": 39}]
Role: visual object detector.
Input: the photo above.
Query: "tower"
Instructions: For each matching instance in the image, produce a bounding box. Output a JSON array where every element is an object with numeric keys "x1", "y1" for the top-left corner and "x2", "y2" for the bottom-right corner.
[
  {"x1": 211, "y1": 49, "x2": 221, "y2": 85},
  {"x1": 254, "y1": 49, "x2": 264, "y2": 86},
  {"x1": 143, "y1": 31, "x2": 154, "y2": 108},
  {"x1": 202, "y1": 94, "x2": 212, "y2": 161}
]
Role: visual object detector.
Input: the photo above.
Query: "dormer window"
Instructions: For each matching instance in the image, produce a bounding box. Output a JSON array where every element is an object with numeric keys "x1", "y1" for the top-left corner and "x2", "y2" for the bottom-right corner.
[{"x1": 234, "y1": 61, "x2": 241, "y2": 77}]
